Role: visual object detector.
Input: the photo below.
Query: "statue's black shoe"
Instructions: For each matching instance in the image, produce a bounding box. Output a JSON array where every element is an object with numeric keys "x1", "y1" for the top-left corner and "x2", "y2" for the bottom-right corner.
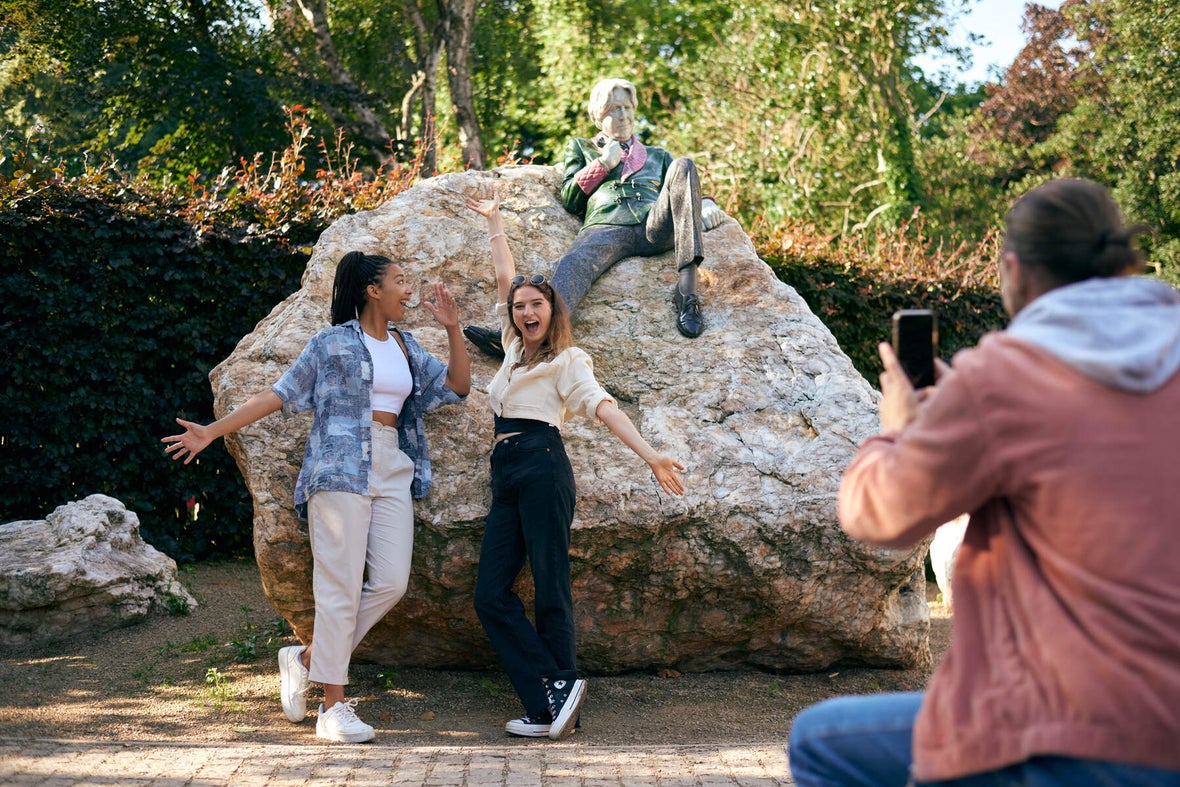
[
  {"x1": 463, "y1": 325, "x2": 506, "y2": 359},
  {"x1": 673, "y1": 287, "x2": 705, "y2": 338}
]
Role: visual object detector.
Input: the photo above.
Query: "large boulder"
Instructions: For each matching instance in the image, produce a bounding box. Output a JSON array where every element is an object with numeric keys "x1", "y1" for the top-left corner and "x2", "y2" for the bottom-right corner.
[
  {"x1": 0, "y1": 494, "x2": 197, "y2": 648},
  {"x1": 212, "y1": 165, "x2": 929, "y2": 673}
]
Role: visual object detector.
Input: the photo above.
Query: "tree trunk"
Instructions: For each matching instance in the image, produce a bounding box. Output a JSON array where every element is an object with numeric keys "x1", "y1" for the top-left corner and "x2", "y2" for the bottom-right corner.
[
  {"x1": 292, "y1": 0, "x2": 394, "y2": 163},
  {"x1": 401, "y1": 0, "x2": 445, "y2": 173},
  {"x1": 440, "y1": 0, "x2": 485, "y2": 169}
]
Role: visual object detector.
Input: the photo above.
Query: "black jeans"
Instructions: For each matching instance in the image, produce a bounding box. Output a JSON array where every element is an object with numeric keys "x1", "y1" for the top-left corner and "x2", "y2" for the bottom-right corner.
[
  {"x1": 551, "y1": 157, "x2": 704, "y2": 316},
  {"x1": 473, "y1": 424, "x2": 578, "y2": 717}
]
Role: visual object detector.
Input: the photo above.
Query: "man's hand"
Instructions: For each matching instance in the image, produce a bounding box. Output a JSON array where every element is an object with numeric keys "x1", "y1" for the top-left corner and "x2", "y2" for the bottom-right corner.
[
  {"x1": 702, "y1": 198, "x2": 724, "y2": 231},
  {"x1": 598, "y1": 139, "x2": 623, "y2": 170},
  {"x1": 877, "y1": 342, "x2": 952, "y2": 433},
  {"x1": 877, "y1": 342, "x2": 921, "y2": 433}
]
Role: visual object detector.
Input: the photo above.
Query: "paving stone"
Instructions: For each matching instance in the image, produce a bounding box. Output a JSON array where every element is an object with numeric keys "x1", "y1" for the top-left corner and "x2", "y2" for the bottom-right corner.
[{"x1": 0, "y1": 739, "x2": 796, "y2": 786}]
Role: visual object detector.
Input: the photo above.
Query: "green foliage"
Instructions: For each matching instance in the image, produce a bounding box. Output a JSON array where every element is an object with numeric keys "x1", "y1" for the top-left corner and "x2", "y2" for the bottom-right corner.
[
  {"x1": 227, "y1": 617, "x2": 291, "y2": 663},
  {"x1": 655, "y1": 0, "x2": 964, "y2": 235},
  {"x1": 0, "y1": 172, "x2": 302, "y2": 560},
  {"x1": 0, "y1": 0, "x2": 291, "y2": 177},
  {"x1": 756, "y1": 218, "x2": 1007, "y2": 380},
  {"x1": 0, "y1": 110, "x2": 425, "y2": 561},
  {"x1": 164, "y1": 593, "x2": 193, "y2": 617}
]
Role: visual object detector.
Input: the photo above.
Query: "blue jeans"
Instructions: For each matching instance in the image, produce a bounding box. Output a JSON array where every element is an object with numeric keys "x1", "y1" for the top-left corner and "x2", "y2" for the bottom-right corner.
[
  {"x1": 473, "y1": 424, "x2": 577, "y2": 718},
  {"x1": 788, "y1": 692, "x2": 1180, "y2": 787}
]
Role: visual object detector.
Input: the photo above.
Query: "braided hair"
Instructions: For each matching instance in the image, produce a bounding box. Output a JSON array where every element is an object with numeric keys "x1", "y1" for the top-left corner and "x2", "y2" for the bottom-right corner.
[
  {"x1": 330, "y1": 251, "x2": 393, "y2": 326},
  {"x1": 1003, "y1": 179, "x2": 1151, "y2": 288}
]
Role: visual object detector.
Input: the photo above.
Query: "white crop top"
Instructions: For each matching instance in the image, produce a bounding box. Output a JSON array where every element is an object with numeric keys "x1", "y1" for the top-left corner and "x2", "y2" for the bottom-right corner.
[{"x1": 362, "y1": 330, "x2": 413, "y2": 416}]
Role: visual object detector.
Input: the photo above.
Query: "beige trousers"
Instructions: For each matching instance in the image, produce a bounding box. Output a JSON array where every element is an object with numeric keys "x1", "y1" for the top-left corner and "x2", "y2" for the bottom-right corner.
[{"x1": 306, "y1": 422, "x2": 414, "y2": 686}]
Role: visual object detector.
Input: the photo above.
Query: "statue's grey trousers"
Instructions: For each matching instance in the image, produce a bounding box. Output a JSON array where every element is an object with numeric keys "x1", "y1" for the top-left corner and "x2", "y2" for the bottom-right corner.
[{"x1": 551, "y1": 157, "x2": 704, "y2": 316}]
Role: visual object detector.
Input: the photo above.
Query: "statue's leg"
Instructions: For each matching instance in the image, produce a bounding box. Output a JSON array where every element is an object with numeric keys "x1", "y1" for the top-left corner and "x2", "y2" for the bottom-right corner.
[
  {"x1": 644, "y1": 158, "x2": 706, "y2": 337},
  {"x1": 643, "y1": 157, "x2": 704, "y2": 296},
  {"x1": 550, "y1": 224, "x2": 640, "y2": 317}
]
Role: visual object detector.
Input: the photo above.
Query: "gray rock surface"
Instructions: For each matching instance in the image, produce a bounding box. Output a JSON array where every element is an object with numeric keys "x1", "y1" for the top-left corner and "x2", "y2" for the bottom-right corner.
[
  {"x1": 0, "y1": 494, "x2": 196, "y2": 648},
  {"x1": 211, "y1": 165, "x2": 929, "y2": 673}
]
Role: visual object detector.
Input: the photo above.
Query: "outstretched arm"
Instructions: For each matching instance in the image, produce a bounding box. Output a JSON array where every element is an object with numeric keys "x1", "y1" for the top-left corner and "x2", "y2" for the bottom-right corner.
[
  {"x1": 595, "y1": 400, "x2": 686, "y2": 496},
  {"x1": 465, "y1": 193, "x2": 515, "y2": 304},
  {"x1": 421, "y1": 282, "x2": 472, "y2": 396},
  {"x1": 162, "y1": 390, "x2": 283, "y2": 465}
]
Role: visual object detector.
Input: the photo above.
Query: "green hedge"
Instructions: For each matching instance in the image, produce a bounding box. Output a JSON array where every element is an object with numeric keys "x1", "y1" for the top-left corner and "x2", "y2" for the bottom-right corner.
[
  {"x1": 1, "y1": 168, "x2": 1006, "y2": 563},
  {"x1": 0, "y1": 179, "x2": 309, "y2": 561},
  {"x1": 766, "y1": 255, "x2": 1007, "y2": 380}
]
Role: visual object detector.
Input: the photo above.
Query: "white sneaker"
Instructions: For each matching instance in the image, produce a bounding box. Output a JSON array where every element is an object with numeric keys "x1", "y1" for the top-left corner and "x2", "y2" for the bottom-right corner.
[
  {"x1": 278, "y1": 645, "x2": 310, "y2": 722},
  {"x1": 316, "y1": 699, "x2": 375, "y2": 743},
  {"x1": 504, "y1": 714, "x2": 551, "y2": 737}
]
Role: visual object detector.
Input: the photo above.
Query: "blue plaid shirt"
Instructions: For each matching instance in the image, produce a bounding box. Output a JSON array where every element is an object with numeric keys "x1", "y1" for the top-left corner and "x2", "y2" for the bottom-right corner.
[{"x1": 271, "y1": 320, "x2": 464, "y2": 511}]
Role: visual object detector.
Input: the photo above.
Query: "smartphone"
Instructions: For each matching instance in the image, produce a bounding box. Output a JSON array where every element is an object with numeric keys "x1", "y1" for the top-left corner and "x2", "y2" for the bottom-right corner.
[{"x1": 892, "y1": 309, "x2": 938, "y2": 388}]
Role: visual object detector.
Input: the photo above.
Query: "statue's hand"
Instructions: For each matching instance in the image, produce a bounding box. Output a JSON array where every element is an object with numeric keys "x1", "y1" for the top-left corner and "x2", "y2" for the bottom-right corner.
[
  {"x1": 702, "y1": 198, "x2": 725, "y2": 231},
  {"x1": 598, "y1": 140, "x2": 623, "y2": 170}
]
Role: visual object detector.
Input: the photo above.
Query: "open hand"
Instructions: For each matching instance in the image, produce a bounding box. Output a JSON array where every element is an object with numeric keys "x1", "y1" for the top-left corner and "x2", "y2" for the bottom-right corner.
[
  {"x1": 650, "y1": 455, "x2": 687, "y2": 496},
  {"x1": 465, "y1": 192, "x2": 501, "y2": 218},
  {"x1": 162, "y1": 419, "x2": 214, "y2": 465},
  {"x1": 421, "y1": 282, "x2": 459, "y2": 328}
]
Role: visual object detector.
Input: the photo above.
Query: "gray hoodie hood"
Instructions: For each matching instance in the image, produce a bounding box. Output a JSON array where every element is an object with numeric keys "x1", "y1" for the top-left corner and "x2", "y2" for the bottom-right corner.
[{"x1": 1006, "y1": 276, "x2": 1180, "y2": 393}]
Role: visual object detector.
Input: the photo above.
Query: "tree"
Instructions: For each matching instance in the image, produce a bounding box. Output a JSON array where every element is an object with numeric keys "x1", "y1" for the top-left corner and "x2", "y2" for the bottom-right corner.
[
  {"x1": 653, "y1": 0, "x2": 965, "y2": 234},
  {"x1": 1053, "y1": 0, "x2": 1180, "y2": 276},
  {"x1": 1, "y1": 0, "x2": 291, "y2": 176}
]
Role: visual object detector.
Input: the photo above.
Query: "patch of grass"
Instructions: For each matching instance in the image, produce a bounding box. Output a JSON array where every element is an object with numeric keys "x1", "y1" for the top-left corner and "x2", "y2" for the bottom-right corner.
[
  {"x1": 478, "y1": 677, "x2": 503, "y2": 699},
  {"x1": 164, "y1": 593, "x2": 192, "y2": 617},
  {"x1": 226, "y1": 617, "x2": 292, "y2": 664},
  {"x1": 179, "y1": 634, "x2": 220, "y2": 654},
  {"x1": 203, "y1": 667, "x2": 243, "y2": 711}
]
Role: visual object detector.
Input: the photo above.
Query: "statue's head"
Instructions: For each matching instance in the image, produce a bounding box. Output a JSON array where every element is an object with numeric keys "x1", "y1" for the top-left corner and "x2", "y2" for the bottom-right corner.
[{"x1": 588, "y1": 78, "x2": 637, "y2": 142}]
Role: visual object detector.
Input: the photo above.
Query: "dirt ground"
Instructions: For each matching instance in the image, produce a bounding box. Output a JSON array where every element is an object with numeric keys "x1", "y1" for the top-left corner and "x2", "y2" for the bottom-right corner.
[{"x1": 0, "y1": 559, "x2": 950, "y2": 747}]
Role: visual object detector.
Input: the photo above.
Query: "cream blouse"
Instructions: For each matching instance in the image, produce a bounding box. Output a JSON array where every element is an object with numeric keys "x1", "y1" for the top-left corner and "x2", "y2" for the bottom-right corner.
[{"x1": 487, "y1": 302, "x2": 614, "y2": 428}]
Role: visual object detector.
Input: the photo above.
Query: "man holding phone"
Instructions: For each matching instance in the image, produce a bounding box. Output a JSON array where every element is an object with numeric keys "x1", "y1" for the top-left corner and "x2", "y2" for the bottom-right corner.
[{"x1": 788, "y1": 179, "x2": 1180, "y2": 786}]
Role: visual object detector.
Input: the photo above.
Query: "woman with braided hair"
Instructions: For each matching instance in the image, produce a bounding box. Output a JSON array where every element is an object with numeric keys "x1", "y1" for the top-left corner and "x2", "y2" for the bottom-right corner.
[
  {"x1": 163, "y1": 251, "x2": 470, "y2": 743},
  {"x1": 788, "y1": 179, "x2": 1180, "y2": 785}
]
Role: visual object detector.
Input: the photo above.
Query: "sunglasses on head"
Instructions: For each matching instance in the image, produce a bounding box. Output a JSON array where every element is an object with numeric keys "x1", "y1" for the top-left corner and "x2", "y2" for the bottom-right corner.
[{"x1": 511, "y1": 274, "x2": 547, "y2": 287}]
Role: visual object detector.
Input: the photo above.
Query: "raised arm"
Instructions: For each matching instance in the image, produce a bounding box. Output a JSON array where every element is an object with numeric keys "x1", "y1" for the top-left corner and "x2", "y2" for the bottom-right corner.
[
  {"x1": 465, "y1": 193, "x2": 515, "y2": 304},
  {"x1": 162, "y1": 389, "x2": 283, "y2": 465},
  {"x1": 595, "y1": 399, "x2": 686, "y2": 496}
]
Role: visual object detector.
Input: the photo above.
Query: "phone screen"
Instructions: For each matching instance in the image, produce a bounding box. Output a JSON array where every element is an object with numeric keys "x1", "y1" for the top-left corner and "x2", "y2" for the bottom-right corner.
[{"x1": 892, "y1": 309, "x2": 938, "y2": 388}]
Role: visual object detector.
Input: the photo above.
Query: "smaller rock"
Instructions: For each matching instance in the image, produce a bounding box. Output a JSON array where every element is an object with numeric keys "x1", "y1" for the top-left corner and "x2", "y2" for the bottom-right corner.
[{"x1": 0, "y1": 494, "x2": 197, "y2": 648}]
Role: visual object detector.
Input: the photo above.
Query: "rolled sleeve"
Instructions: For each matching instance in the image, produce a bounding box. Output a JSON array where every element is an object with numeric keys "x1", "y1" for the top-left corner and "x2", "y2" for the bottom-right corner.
[
  {"x1": 557, "y1": 347, "x2": 614, "y2": 422},
  {"x1": 272, "y1": 337, "x2": 321, "y2": 417}
]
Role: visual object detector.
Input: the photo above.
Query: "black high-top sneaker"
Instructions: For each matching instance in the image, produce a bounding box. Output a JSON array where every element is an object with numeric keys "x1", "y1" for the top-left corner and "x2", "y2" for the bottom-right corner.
[{"x1": 543, "y1": 671, "x2": 586, "y2": 740}]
